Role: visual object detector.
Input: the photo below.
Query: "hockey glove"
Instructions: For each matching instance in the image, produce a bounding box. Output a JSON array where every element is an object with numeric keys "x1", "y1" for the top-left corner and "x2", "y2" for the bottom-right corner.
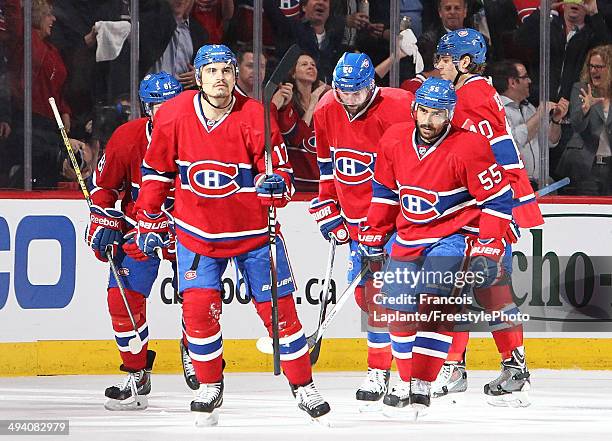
[
  {"x1": 122, "y1": 229, "x2": 148, "y2": 261},
  {"x1": 308, "y1": 198, "x2": 350, "y2": 244},
  {"x1": 85, "y1": 205, "x2": 125, "y2": 262},
  {"x1": 255, "y1": 173, "x2": 290, "y2": 208},
  {"x1": 469, "y1": 238, "x2": 506, "y2": 288},
  {"x1": 357, "y1": 223, "x2": 387, "y2": 261},
  {"x1": 136, "y1": 211, "x2": 172, "y2": 258},
  {"x1": 503, "y1": 220, "x2": 520, "y2": 245}
]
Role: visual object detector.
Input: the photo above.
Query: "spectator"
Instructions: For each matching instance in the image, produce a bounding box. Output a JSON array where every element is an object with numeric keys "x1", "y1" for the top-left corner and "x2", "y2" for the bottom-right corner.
[
  {"x1": 401, "y1": 0, "x2": 424, "y2": 38},
  {"x1": 0, "y1": 31, "x2": 10, "y2": 142},
  {"x1": 513, "y1": 0, "x2": 539, "y2": 23},
  {"x1": 557, "y1": 44, "x2": 612, "y2": 195},
  {"x1": 0, "y1": 16, "x2": 11, "y2": 188},
  {"x1": 417, "y1": 0, "x2": 469, "y2": 71},
  {"x1": 471, "y1": 0, "x2": 519, "y2": 61},
  {"x1": 229, "y1": 0, "x2": 300, "y2": 60},
  {"x1": 7, "y1": 0, "x2": 71, "y2": 130},
  {"x1": 235, "y1": 46, "x2": 266, "y2": 98},
  {"x1": 5, "y1": 0, "x2": 73, "y2": 188},
  {"x1": 353, "y1": 1, "x2": 420, "y2": 84},
  {"x1": 263, "y1": 0, "x2": 345, "y2": 82},
  {"x1": 487, "y1": 59, "x2": 569, "y2": 189},
  {"x1": 48, "y1": 0, "x2": 99, "y2": 119},
  {"x1": 330, "y1": 0, "x2": 370, "y2": 49},
  {"x1": 515, "y1": 0, "x2": 611, "y2": 102},
  {"x1": 147, "y1": 0, "x2": 208, "y2": 89},
  {"x1": 191, "y1": 0, "x2": 234, "y2": 44},
  {"x1": 272, "y1": 53, "x2": 328, "y2": 191}
]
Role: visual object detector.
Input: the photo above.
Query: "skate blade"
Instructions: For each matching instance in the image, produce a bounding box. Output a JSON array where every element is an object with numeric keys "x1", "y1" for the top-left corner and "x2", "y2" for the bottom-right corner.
[
  {"x1": 194, "y1": 409, "x2": 219, "y2": 427},
  {"x1": 382, "y1": 404, "x2": 418, "y2": 421},
  {"x1": 310, "y1": 414, "x2": 332, "y2": 428},
  {"x1": 358, "y1": 401, "x2": 383, "y2": 413},
  {"x1": 104, "y1": 395, "x2": 148, "y2": 411},
  {"x1": 486, "y1": 390, "x2": 531, "y2": 408},
  {"x1": 410, "y1": 403, "x2": 429, "y2": 420}
]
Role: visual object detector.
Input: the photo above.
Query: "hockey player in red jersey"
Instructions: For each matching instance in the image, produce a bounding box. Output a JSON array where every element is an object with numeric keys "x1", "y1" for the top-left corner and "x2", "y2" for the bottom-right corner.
[
  {"x1": 432, "y1": 28, "x2": 538, "y2": 406},
  {"x1": 85, "y1": 72, "x2": 183, "y2": 410},
  {"x1": 309, "y1": 52, "x2": 414, "y2": 406},
  {"x1": 134, "y1": 44, "x2": 330, "y2": 426},
  {"x1": 359, "y1": 77, "x2": 514, "y2": 418}
]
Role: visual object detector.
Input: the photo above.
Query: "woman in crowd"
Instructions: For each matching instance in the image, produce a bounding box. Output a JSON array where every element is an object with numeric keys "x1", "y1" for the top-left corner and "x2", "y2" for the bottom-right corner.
[
  {"x1": 558, "y1": 44, "x2": 612, "y2": 195},
  {"x1": 272, "y1": 53, "x2": 329, "y2": 192},
  {"x1": 5, "y1": 0, "x2": 72, "y2": 188}
]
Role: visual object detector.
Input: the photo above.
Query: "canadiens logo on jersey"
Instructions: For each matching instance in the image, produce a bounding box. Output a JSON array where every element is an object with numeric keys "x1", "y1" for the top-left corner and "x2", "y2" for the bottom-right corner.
[
  {"x1": 333, "y1": 148, "x2": 374, "y2": 185},
  {"x1": 97, "y1": 153, "x2": 106, "y2": 174},
  {"x1": 304, "y1": 135, "x2": 316, "y2": 154},
  {"x1": 399, "y1": 186, "x2": 441, "y2": 223},
  {"x1": 187, "y1": 160, "x2": 240, "y2": 198},
  {"x1": 279, "y1": 0, "x2": 300, "y2": 17}
]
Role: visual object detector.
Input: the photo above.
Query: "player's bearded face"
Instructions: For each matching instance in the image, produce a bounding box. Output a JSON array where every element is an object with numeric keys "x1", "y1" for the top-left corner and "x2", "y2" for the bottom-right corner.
[
  {"x1": 434, "y1": 54, "x2": 458, "y2": 81},
  {"x1": 415, "y1": 104, "x2": 449, "y2": 142},
  {"x1": 198, "y1": 62, "x2": 236, "y2": 99},
  {"x1": 333, "y1": 87, "x2": 371, "y2": 112}
]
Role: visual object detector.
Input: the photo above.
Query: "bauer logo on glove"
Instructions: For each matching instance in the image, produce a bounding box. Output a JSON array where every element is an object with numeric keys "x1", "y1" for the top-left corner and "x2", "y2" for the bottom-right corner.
[
  {"x1": 469, "y1": 238, "x2": 506, "y2": 287},
  {"x1": 309, "y1": 198, "x2": 350, "y2": 244},
  {"x1": 136, "y1": 211, "x2": 172, "y2": 258}
]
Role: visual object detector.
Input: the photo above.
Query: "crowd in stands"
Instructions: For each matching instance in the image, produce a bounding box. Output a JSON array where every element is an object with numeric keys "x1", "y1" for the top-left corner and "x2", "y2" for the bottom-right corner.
[{"x1": 0, "y1": 0, "x2": 611, "y2": 194}]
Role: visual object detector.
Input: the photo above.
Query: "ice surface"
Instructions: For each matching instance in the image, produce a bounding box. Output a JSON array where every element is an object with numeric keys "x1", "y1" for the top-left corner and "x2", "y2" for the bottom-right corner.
[{"x1": 1, "y1": 370, "x2": 611, "y2": 441}]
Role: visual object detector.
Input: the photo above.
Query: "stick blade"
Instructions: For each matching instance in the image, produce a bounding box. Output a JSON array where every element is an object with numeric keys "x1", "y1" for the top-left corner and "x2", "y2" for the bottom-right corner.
[{"x1": 263, "y1": 44, "x2": 301, "y2": 103}]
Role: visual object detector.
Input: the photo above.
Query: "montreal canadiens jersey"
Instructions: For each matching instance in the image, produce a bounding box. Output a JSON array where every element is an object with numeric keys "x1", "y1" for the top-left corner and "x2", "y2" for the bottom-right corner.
[
  {"x1": 136, "y1": 90, "x2": 293, "y2": 258},
  {"x1": 314, "y1": 87, "x2": 414, "y2": 239},
  {"x1": 276, "y1": 101, "x2": 319, "y2": 192},
  {"x1": 368, "y1": 123, "x2": 513, "y2": 258},
  {"x1": 90, "y1": 118, "x2": 164, "y2": 226},
  {"x1": 452, "y1": 75, "x2": 543, "y2": 228}
]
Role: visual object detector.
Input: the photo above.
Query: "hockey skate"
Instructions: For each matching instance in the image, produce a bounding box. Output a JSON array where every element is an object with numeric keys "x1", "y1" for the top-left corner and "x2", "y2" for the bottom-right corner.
[
  {"x1": 383, "y1": 378, "x2": 430, "y2": 421},
  {"x1": 191, "y1": 380, "x2": 224, "y2": 427},
  {"x1": 291, "y1": 380, "x2": 331, "y2": 426},
  {"x1": 484, "y1": 348, "x2": 531, "y2": 407},
  {"x1": 431, "y1": 361, "x2": 468, "y2": 400},
  {"x1": 409, "y1": 378, "x2": 431, "y2": 419},
  {"x1": 356, "y1": 368, "x2": 390, "y2": 412},
  {"x1": 104, "y1": 350, "x2": 155, "y2": 411},
  {"x1": 383, "y1": 380, "x2": 411, "y2": 409},
  {"x1": 180, "y1": 339, "x2": 200, "y2": 391}
]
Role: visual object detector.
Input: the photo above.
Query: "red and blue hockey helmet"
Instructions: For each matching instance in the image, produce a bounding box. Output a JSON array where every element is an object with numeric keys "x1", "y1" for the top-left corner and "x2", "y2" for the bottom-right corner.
[
  {"x1": 414, "y1": 77, "x2": 457, "y2": 119},
  {"x1": 435, "y1": 28, "x2": 487, "y2": 66},
  {"x1": 193, "y1": 44, "x2": 238, "y2": 84},
  {"x1": 139, "y1": 71, "x2": 182, "y2": 117}
]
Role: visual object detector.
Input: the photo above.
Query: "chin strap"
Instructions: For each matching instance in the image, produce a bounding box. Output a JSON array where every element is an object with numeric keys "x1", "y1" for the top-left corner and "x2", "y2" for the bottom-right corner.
[{"x1": 452, "y1": 56, "x2": 472, "y2": 87}]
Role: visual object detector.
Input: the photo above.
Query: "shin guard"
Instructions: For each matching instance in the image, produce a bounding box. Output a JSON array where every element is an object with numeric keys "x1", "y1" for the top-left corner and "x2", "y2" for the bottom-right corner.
[
  {"x1": 107, "y1": 287, "x2": 148, "y2": 371},
  {"x1": 182, "y1": 288, "x2": 224, "y2": 384},
  {"x1": 254, "y1": 295, "x2": 311, "y2": 386}
]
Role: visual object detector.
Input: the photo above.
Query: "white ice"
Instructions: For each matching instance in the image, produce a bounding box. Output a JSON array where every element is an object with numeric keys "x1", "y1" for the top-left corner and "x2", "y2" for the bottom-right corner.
[{"x1": 1, "y1": 370, "x2": 611, "y2": 441}]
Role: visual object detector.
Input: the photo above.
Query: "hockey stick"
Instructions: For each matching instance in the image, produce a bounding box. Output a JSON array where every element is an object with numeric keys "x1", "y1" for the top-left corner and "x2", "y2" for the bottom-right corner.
[
  {"x1": 49, "y1": 97, "x2": 143, "y2": 355},
  {"x1": 536, "y1": 177, "x2": 569, "y2": 198},
  {"x1": 307, "y1": 238, "x2": 337, "y2": 364},
  {"x1": 262, "y1": 44, "x2": 301, "y2": 376},
  {"x1": 256, "y1": 261, "x2": 370, "y2": 359}
]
